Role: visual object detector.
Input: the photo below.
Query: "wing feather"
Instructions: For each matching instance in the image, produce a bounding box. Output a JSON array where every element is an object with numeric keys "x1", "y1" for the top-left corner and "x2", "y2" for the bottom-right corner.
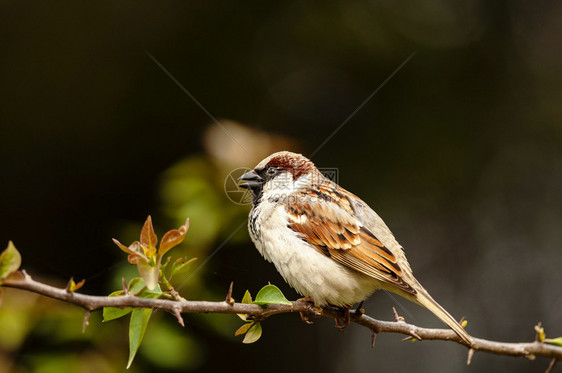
[{"x1": 286, "y1": 185, "x2": 415, "y2": 294}]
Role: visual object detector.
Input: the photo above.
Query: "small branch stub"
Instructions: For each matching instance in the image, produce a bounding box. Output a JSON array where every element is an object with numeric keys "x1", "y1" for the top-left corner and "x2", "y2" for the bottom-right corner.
[
  {"x1": 172, "y1": 307, "x2": 185, "y2": 327},
  {"x1": 392, "y1": 307, "x2": 404, "y2": 323},
  {"x1": 467, "y1": 348, "x2": 475, "y2": 365},
  {"x1": 82, "y1": 310, "x2": 91, "y2": 333},
  {"x1": 545, "y1": 358, "x2": 557, "y2": 373}
]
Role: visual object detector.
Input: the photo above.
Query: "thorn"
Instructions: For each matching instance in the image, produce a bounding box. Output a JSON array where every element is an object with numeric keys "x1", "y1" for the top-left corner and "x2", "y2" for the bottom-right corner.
[
  {"x1": 467, "y1": 348, "x2": 475, "y2": 365},
  {"x1": 82, "y1": 310, "x2": 91, "y2": 333},
  {"x1": 371, "y1": 330, "x2": 377, "y2": 348},
  {"x1": 392, "y1": 307, "x2": 404, "y2": 322},
  {"x1": 225, "y1": 282, "x2": 234, "y2": 305},
  {"x1": 22, "y1": 269, "x2": 31, "y2": 280},
  {"x1": 122, "y1": 277, "x2": 129, "y2": 295},
  {"x1": 545, "y1": 358, "x2": 557, "y2": 373},
  {"x1": 524, "y1": 354, "x2": 536, "y2": 361},
  {"x1": 172, "y1": 307, "x2": 185, "y2": 327},
  {"x1": 408, "y1": 329, "x2": 422, "y2": 341},
  {"x1": 354, "y1": 301, "x2": 365, "y2": 315}
]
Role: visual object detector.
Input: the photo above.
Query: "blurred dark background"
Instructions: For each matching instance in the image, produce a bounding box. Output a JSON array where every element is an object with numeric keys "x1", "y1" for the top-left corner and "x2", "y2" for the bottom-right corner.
[{"x1": 1, "y1": 1, "x2": 561, "y2": 372}]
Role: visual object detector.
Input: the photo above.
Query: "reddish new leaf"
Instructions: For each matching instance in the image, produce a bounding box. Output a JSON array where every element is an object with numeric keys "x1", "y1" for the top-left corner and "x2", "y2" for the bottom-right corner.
[
  {"x1": 235, "y1": 322, "x2": 253, "y2": 336},
  {"x1": 128, "y1": 253, "x2": 141, "y2": 265},
  {"x1": 123, "y1": 242, "x2": 147, "y2": 265},
  {"x1": 140, "y1": 216, "x2": 158, "y2": 250},
  {"x1": 113, "y1": 238, "x2": 129, "y2": 253},
  {"x1": 67, "y1": 278, "x2": 86, "y2": 293},
  {"x1": 113, "y1": 238, "x2": 141, "y2": 256},
  {"x1": 159, "y1": 218, "x2": 190, "y2": 256}
]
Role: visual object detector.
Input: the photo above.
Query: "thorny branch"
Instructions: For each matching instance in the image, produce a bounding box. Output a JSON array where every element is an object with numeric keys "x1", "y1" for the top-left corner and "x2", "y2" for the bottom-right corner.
[{"x1": 2, "y1": 271, "x2": 561, "y2": 367}]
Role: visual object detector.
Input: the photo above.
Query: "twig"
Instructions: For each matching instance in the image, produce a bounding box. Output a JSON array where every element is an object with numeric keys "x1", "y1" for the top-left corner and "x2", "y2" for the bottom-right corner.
[
  {"x1": 82, "y1": 310, "x2": 91, "y2": 333},
  {"x1": 392, "y1": 306, "x2": 404, "y2": 322},
  {"x1": 2, "y1": 272, "x2": 562, "y2": 363},
  {"x1": 371, "y1": 330, "x2": 377, "y2": 348},
  {"x1": 467, "y1": 348, "x2": 475, "y2": 365},
  {"x1": 172, "y1": 307, "x2": 185, "y2": 327},
  {"x1": 545, "y1": 358, "x2": 557, "y2": 373}
]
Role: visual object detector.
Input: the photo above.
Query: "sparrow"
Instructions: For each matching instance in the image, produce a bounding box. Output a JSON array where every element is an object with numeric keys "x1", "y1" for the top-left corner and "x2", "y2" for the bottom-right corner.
[{"x1": 239, "y1": 151, "x2": 474, "y2": 346}]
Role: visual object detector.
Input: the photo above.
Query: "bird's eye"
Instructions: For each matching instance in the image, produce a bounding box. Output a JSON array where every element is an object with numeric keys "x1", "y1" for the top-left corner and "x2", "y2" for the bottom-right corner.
[{"x1": 266, "y1": 167, "x2": 278, "y2": 176}]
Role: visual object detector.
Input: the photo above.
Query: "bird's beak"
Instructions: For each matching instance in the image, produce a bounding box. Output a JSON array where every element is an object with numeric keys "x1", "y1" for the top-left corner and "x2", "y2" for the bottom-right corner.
[{"x1": 238, "y1": 170, "x2": 264, "y2": 190}]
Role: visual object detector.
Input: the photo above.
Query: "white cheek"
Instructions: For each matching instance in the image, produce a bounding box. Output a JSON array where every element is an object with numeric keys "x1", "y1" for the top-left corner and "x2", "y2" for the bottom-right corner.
[
  {"x1": 293, "y1": 173, "x2": 311, "y2": 190},
  {"x1": 262, "y1": 175, "x2": 294, "y2": 197},
  {"x1": 264, "y1": 172, "x2": 313, "y2": 193}
]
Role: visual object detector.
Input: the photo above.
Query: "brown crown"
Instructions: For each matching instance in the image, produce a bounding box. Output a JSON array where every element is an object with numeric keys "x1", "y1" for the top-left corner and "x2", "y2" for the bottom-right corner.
[{"x1": 266, "y1": 152, "x2": 317, "y2": 181}]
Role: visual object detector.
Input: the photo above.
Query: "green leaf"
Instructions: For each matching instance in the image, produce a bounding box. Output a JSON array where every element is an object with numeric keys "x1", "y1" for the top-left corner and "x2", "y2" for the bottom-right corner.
[
  {"x1": 103, "y1": 289, "x2": 131, "y2": 322},
  {"x1": 545, "y1": 337, "x2": 562, "y2": 347},
  {"x1": 241, "y1": 290, "x2": 252, "y2": 304},
  {"x1": 104, "y1": 307, "x2": 132, "y2": 322},
  {"x1": 0, "y1": 241, "x2": 22, "y2": 280},
  {"x1": 128, "y1": 277, "x2": 147, "y2": 294},
  {"x1": 234, "y1": 322, "x2": 253, "y2": 336},
  {"x1": 127, "y1": 308, "x2": 152, "y2": 369},
  {"x1": 103, "y1": 278, "x2": 162, "y2": 322},
  {"x1": 170, "y1": 257, "x2": 197, "y2": 278},
  {"x1": 252, "y1": 285, "x2": 291, "y2": 306},
  {"x1": 242, "y1": 322, "x2": 262, "y2": 344},
  {"x1": 137, "y1": 260, "x2": 159, "y2": 291},
  {"x1": 237, "y1": 290, "x2": 253, "y2": 321},
  {"x1": 137, "y1": 285, "x2": 162, "y2": 299}
]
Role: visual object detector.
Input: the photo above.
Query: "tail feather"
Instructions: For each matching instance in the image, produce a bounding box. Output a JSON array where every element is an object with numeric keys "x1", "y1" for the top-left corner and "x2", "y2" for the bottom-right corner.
[{"x1": 414, "y1": 288, "x2": 474, "y2": 346}]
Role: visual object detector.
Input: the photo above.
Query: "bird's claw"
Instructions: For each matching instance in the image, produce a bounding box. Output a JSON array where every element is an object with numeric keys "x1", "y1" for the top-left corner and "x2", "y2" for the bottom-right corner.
[
  {"x1": 298, "y1": 297, "x2": 322, "y2": 324},
  {"x1": 334, "y1": 307, "x2": 351, "y2": 329}
]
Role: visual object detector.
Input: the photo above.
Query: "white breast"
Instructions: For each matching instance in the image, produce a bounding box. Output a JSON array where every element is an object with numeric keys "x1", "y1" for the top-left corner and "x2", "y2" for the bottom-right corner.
[{"x1": 249, "y1": 201, "x2": 381, "y2": 307}]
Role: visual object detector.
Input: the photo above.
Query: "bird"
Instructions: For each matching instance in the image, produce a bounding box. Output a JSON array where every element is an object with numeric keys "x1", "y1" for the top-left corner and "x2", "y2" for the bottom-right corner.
[{"x1": 238, "y1": 151, "x2": 474, "y2": 346}]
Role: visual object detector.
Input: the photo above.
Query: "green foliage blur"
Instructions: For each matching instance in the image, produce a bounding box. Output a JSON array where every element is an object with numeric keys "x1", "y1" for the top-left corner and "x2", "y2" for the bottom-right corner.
[{"x1": 1, "y1": 1, "x2": 562, "y2": 372}]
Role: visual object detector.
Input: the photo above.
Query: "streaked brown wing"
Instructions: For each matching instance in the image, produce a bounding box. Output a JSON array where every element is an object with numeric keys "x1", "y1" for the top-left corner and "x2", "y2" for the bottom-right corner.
[{"x1": 287, "y1": 186, "x2": 415, "y2": 294}]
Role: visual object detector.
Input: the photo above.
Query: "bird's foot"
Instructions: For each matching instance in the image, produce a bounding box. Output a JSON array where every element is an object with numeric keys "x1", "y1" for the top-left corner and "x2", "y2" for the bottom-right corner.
[
  {"x1": 334, "y1": 306, "x2": 351, "y2": 329},
  {"x1": 299, "y1": 311, "x2": 314, "y2": 324},
  {"x1": 297, "y1": 297, "x2": 322, "y2": 324},
  {"x1": 297, "y1": 296, "x2": 315, "y2": 304}
]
